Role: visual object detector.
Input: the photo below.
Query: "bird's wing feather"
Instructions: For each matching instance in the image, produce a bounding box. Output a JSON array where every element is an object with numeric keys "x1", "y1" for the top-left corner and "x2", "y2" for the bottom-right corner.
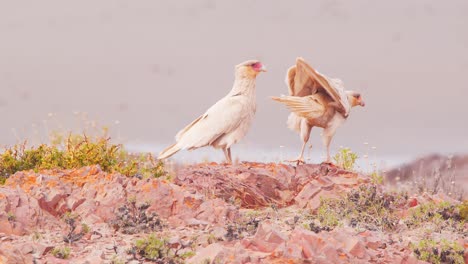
[
  {"x1": 175, "y1": 96, "x2": 245, "y2": 150},
  {"x1": 175, "y1": 114, "x2": 205, "y2": 141},
  {"x1": 289, "y1": 57, "x2": 351, "y2": 115},
  {"x1": 272, "y1": 95, "x2": 326, "y2": 120},
  {"x1": 286, "y1": 66, "x2": 297, "y2": 96}
]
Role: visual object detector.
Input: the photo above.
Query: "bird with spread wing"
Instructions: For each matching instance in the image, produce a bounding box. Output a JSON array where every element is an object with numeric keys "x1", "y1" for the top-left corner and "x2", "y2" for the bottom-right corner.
[
  {"x1": 158, "y1": 60, "x2": 266, "y2": 163},
  {"x1": 272, "y1": 57, "x2": 365, "y2": 165}
]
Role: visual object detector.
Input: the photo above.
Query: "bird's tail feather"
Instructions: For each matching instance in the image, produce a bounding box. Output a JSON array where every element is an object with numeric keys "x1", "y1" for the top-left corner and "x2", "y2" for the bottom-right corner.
[
  {"x1": 271, "y1": 96, "x2": 303, "y2": 133},
  {"x1": 287, "y1": 112, "x2": 302, "y2": 133},
  {"x1": 158, "y1": 143, "x2": 181, "y2": 160}
]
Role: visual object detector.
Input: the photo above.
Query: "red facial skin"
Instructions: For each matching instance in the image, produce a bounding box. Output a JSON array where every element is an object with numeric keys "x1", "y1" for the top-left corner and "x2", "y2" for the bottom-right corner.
[{"x1": 252, "y1": 62, "x2": 263, "y2": 72}]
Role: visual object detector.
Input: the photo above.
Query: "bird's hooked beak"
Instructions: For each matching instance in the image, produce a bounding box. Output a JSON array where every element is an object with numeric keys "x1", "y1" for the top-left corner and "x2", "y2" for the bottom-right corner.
[
  {"x1": 359, "y1": 99, "x2": 366, "y2": 107},
  {"x1": 260, "y1": 64, "x2": 267, "y2": 72}
]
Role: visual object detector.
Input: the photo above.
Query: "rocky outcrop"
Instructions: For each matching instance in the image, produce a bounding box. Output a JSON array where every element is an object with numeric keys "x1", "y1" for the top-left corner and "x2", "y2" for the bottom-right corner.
[
  {"x1": 176, "y1": 162, "x2": 368, "y2": 210},
  {"x1": 0, "y1": 162, "x2": 465, "y2": 263}
]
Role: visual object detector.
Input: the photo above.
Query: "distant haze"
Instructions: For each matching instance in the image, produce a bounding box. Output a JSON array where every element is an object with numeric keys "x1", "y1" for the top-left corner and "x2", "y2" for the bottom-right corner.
[{"x1": 1, "y1": 1, "x2": 467, "y2": 164}]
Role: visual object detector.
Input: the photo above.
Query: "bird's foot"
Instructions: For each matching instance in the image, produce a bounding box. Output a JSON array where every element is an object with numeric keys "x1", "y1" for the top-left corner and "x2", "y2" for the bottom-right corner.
[
  {"x1": 321, "y1": 161, "x2": 337, "y2": 167},
  {"x1": 285, "y1": 158, "x2": 305, "y2": 166}
]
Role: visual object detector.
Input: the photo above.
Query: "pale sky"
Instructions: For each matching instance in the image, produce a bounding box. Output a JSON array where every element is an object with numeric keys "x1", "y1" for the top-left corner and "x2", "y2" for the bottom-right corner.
[{"x1": 1, "y1": 0, "x2": 467, "y2": 163}]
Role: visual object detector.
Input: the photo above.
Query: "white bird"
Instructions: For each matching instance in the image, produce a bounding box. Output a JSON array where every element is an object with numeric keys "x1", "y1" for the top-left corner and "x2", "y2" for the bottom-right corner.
[
  {"x1": 272, "y1": 57, "x2": 365, "y2": 165},
  {"x1": 158, "y1": 60, "x2": 266, "y2": 163}
]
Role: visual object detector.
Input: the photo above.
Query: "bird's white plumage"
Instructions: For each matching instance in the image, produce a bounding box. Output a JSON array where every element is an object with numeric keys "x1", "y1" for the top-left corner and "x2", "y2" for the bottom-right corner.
[
  {"x1": 175, "y1": 95, "x2": 250, "y2": 150},
  {"x1": 158, "y1": 59, "x2": 263, "y2": 162}
]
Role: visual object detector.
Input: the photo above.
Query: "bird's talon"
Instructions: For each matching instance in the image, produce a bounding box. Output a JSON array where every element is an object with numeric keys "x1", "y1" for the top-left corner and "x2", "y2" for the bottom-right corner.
[
  {"x1": 285, "y1": 158, "x2": 305, "y2": 165},
  {"x1": 321, "y1": 161, "x2": 337, "y2": 167}
]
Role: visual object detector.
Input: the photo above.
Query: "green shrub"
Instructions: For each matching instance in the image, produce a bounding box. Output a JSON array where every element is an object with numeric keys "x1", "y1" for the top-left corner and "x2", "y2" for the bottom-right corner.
[
  {"x1": 370, "y1": 171, "x2": 384, "y2": 184},
  {"x1": 0, "y1": 134, "x2": 166, "y2": 180},
  {"x1": 405, "y1": 201, "x2": 465, "y2": 232},
  {"x1": 134, "y1": 234, "x2": 168, "y2": 260},
  {"x1": 130, "y1": 234, "x2": 193, "y2": 263},
  {"x1": 333, "y1": 147, "x2": 358, "y2": 170},
  {"x1": 51, "y1": 246, "x2": 71, "y2": 259},
  {"x1": 311, "y1": 185, "x2": 406, "y2": 231},
  {"x1": 411, "y1": 238, "x2": 464, "y2": 264},
  {"x1": 458, "y1": 200, "x2": 468, "y2": 221}
]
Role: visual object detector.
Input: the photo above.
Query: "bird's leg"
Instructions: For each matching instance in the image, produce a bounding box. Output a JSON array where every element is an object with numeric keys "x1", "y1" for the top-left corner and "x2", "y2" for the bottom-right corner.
[
  {"x1": 227, "y1": 147, "x2": 232, "y2": 163},
  {"x1": 286, "y1": 141, "x2": 307, "y2": 165},
  {"x1": 223, "y1": 147, "x2": 232, "y2": 164},
  {"x1": 324, "y1": 138, "x2": 332, "y2": 163},
  {"x1": 286, "y1": 120, "x2": 311, "y2": 165},
  {"x1": 321, "y1": 127, "x2": 337, "y2": 164}
]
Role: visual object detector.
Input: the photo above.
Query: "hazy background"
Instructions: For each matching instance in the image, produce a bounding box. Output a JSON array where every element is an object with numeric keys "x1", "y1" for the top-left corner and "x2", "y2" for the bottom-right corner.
[{"x1": 1, "y1": 0, "x2": 467, "y2": 167}]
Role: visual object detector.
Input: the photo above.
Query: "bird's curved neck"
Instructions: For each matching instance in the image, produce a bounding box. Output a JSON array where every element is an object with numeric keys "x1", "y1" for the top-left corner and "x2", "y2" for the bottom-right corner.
[{"x1": 229, "y1": 75, "x2": 256, "y2": 96}]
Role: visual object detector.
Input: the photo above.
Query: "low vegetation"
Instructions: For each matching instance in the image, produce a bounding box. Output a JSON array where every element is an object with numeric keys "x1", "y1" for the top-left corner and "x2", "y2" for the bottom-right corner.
[
  {"x1": 51, "y1": 246, "x2": 71, "y2": 259},
  {"x1": 111, "y1": 198, "x2": 164, "y2": 234},
  {"x1": 0, "y1": 133, "x2": 166, "y2": 184},
  {"x1": 333, "y1": 147, "x2": 358, "y2": 170},
  {"x1": 411, "y1": 238, "x2": 465, "y2": 264},
  {"x1": 405, "y1": 201, "x2": 465, "y2": 232},
  {"x1": 311, "y1": 184, "x2": 407, "y2": 231},
  {"x1": 128, "y1": 234, "x2": 194, "y2": 263},
  {"x1": 62, "y1": 212, "x2": 90, "y2": 243},
  {"x1": 309, "y1": 182, "x2": 466, "y2": 263}
]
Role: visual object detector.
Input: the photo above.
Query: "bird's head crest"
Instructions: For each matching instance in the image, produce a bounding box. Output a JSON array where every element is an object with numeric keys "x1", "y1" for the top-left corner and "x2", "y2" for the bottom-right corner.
[{"x1": 235, "y1": 60, "x2": 267, "y2": 77}]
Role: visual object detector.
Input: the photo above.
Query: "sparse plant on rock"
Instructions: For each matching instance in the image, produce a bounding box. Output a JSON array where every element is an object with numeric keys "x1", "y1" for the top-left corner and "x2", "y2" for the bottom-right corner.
[
  {"x1": 370, "y1": 171, "x2": 384, "y2": 184},
  {"x1": 0, "y1": 133, "x2": 166, "y2": 180},
  {"x1": 111, "y1": 199, "x2": 163, "y2": 234},
  {"x1": 405, "y1": 201, "x2": 465, "y2": 232},
  {"x1": 311, "y1": 184, "x2": 407, "y2": 231},
  {"x1": 458, "y1": 200, "x2": 468, "y2": 221},
  {"x1": 7, "y1": 211, "x2": 15, "y2": 222},
  {"x1": 62, "y1": 212, "x2": 89, "y2": 243},
  {"x1": 129, "y1": 234, "x2": 193, "y2": 263},
  {"x1": 110, "y1": 255, "x2": 126, "y2": 264},
  {"x1": 333, "y1": 147, "x2": 358, "y2": 170},
  {"x1": 224, "y1": 216, "x2": 261, "y2": 241},
  {"x1": 411, "y1": 238, "x2": 464, "y2": 264},
  {"x1": 31, "y1": 231, "x2": 42, "y2": 242},
  {"x1": 51, "y1": 246, "x2": 71, "y2": 259}
]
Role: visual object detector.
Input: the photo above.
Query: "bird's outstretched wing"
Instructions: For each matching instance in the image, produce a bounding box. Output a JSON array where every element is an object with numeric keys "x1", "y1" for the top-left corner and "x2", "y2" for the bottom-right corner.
[
  {"x1": 174, "y1": 96, "x2": 245, "y2": 150},
  {"x1": 272, "y1": 95, "x2": 326, "y2": 120},
  {"x1": 287, "y1": 57, "x2": 351, "y2": 116}
]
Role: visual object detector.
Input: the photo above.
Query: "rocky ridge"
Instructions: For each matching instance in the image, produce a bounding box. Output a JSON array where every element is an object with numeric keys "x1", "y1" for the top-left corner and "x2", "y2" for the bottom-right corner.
[{"x1": 0, "y1": 162, "x2": 466, "y2": 263}]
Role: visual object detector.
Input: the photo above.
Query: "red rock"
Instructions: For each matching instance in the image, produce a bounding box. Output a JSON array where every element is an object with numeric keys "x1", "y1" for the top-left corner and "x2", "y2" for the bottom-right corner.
[
  {"x1": 0, "y1": 162, "x2": 442, "y2": 264},
  {"x1": 0, "y1": 242, "x2": 34, "y2": 264},
  {"x1": 364, "y1": 234, "x2": 385, "y2": 251},
  {"x1": 321, "y1": 245, "x2": 342, "y2": 263},
  {"x1": 245, "y1": 221, "x2": 287, "y2": 253},
  {"x1": 187, "y1": 243, "x2": 227, "y2": 264},
  {"x1": 194, "y1": 198, "x2": 238, "y2": 225},
  {"x1": 408, "y1": 198, "x2": 418, "y2": 207},
  {"x1": 175, "y1": 162, "x2": 368, "y2": 211},
  {"x1": 401, "y1": 254, "x2": 424, "y2": 264},
  {"x1": 294, "y1": 182, "x2": 321, "y2": 208},
  {"x1": 348, "y1": 240, "x2": 367, "y2": 259}
]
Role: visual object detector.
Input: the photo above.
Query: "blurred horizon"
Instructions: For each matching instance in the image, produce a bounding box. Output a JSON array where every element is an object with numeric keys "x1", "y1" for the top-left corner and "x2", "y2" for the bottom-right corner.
[{"x1": 1, "y1": 0, "x2": 467, "y2": 165}]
